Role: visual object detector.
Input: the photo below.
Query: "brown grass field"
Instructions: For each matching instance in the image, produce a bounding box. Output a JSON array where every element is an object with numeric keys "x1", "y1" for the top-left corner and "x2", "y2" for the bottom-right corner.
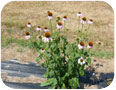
[{"x1": 1, "y1": 1, "x2": 114, "y2": 88}]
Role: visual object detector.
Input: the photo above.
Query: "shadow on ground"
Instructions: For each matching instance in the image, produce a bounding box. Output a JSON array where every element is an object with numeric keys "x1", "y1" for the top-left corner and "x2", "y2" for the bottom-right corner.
[{"x1": 79, "y1": 61, "x2": 114, "y2": 89}]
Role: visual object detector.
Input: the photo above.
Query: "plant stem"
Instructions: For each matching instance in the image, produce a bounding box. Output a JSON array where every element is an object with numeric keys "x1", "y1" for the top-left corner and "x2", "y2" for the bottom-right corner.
[
  {"x1": 78, "y1": 16, "x2": 81, "y2": 30},
  {"x1": 30, "y1": 27, "x2": 33, "y2": 37},
  {"x1": 49, "y1": 20, "x2": 53, "y2": 33},
  {"x1": 81, "y1": 24, "x2": 84, "y2": 35},
  {"x1": 87, "y1": 24, "x2": 90, "y2": 30},
  {"x1": 81, "y1": 49, "x2": 84, "y2": 54},
  {"x1": 85, "y1": 24, "x2": 90, "y2": 38},
  {"x1": 88, "y1": 48, "x2": 91, "y2": 56},
  {"x1": 64, "y1": 21, "x2": 66, "y2": 32},
  {"x1": 63, "y1": 21, "x2": 66, "y2": 36}
]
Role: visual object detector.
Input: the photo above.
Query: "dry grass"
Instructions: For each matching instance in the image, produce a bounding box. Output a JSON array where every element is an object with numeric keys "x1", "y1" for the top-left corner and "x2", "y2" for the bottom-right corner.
[
  {"x1": 1, "y1": 1, "x2": 114, "y2": 65},
  {"x1": 1, "y1": 1, "x2": 114, "y2": 50}
]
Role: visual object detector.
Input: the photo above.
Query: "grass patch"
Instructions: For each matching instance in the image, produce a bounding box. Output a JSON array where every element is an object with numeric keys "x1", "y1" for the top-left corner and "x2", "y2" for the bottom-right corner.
[
  {"x1": 1, "y1": 37, "x2": 16, "y2": 47},
  {"x1": 15, "y1": 39, "x2": 29, "y2": 47},
  {"x1": 17, "y1": 47, "x2": 24, "y2": 52},
  {"x1": 1, "y1": 37, "x2": 114, "y2": 59},
  {"x1": 90, "y1": 49, "x2": 114, "y2": 59}
]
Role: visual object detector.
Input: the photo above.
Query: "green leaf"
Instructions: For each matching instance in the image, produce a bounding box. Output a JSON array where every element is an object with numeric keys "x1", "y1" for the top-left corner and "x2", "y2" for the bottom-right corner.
[
  {"x1": 87, "y1": 58, "x2": 91, "y2": 64},
  {"x1": 48, "y1": 70, "x2": 55, "y2": 77},
  {"x1": 63, "y1": 73, "x2": 69, "y2": 80},
  {"x1": 61, "y1": 83, "x2": 67, "y2": 89},
  {"x1": 44, "y1": 53, "x2": 51, "y2": 60},
  {"x1": 40, "y1": 80, "x2": 52, "y2": 87},
  {"x1": 79, "y1": 70, "x2": 85, "y2": 76},
  {"x1": 49, "y1": 85, "x2": 56, "y2": 89},
  {"x1": 36, "y1": 56, "x2": 42, "y2": 63},
  {"x1": 52, "y1": 78, "x2": 57, "y2": 86},
  {"x1": 75, "y1": 54, "x2": 80, "y2": 58},
  {"x1": 40, "y1": 78, "x2": 56, "y2": 87},
  {"x1": 48, "y1": 63, "x2": 56, "y2": 69},
  {"x1": 69, "y1": 78, "x2": 80, "y2": 89}
]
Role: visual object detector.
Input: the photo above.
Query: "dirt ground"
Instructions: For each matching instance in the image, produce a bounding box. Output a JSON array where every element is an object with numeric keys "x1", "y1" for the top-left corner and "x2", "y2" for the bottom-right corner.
[
  {"x1": 1, "y1": 72, "x2": 46, "y2": 84},
  {"x1": 1, "y1": 44, "x2": 38, "y2": 63}
]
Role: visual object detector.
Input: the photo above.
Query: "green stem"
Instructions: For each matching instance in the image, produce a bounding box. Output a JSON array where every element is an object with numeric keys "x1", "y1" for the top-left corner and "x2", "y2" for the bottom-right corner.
[
  {"x1": 38, "y1": 31, "x2": 41, "y2": 37},
  {"x1": 64, "y1": 21, "x2": 66, "y2": 31},
  {"x1": 49, "y1": 20, "x2": 52, "y2": 33},
  {"x1": 55, "y1": 22, "x2": 58, "y2": 32},
  {"x1": 30, "y1": 27, "x2": 33, "y2": 36},
  {"x1": 78, "y1": 16, "x2": 81, "y2": 30},
  {"x1": 64, "y1": 21, "x2": 66, "y2": 36},
  {"x1": 87, "y1": 24, "x2": 90, "y2": 30},
  {"x1": 88, "y1": 48, "x2": 91, "y2": 56},
  {"x1": 81, "y1": 49, "x2": 84, "y2": 54},
  {"x1": 85, "y1": 24, "x2": 90, "y2": 39},
  {"x1": 80, "y1": 24, "x2": 84, "y2": 35},
  {"x1": 59, "y1": 29, "x2": 61, "y2": 36}
]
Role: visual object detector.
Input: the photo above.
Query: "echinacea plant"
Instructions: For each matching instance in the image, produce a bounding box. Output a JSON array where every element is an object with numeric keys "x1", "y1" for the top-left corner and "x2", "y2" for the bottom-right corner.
[
  {"x1": 23, "y1": 11, "x2": 95, "y2": 89},
  {"x1": 36, "y1": 31, "x2": 93, "y2": 89}
]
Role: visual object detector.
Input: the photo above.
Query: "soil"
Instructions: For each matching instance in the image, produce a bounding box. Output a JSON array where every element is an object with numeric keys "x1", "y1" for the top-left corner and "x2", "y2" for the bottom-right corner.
[{"x1": 1, "y1": 72, "x2": 46, "y2": 84}]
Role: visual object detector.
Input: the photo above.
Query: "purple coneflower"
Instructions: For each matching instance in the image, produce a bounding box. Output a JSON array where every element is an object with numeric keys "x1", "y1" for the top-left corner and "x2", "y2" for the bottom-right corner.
[
  {"x1": 63, "y1": 16, "x2": 67, "y2": 21},
  {"x1": 47, "y1": 11, "x2": 53, "y2": 20},
  {"x1": 25, "y1": 32, "x2": 30, "y2": 39},
  {"x1": 36, "y1": 26, "x2": 42, "y2": 31},
  {"x1": 57, "y1": 22, "x2": 63, "y2": 29},
  {"x1": 44, "y1": 27, "x2": 49, "y2": 32},
  {"x1": 77, "y1": 12, "x2": 82, "y2": 17},
  {"x1": 42, "y1": 32, "x2": 52, "y2": 42},
  {"x1": 78, "y1": 41, "x2": 85, "y2": 49},
  {"x1": 88, "y1": 19, "x2": 94, "y2": 24},
  {"x1": 87, "y1": 41, "x2": 94, "y2": 49},
  {"x1": 27, "y1": 22, "x2": 32, "y2": 28},
  {"x1": 81, "y1": 17, "x2": 87, "y2": 24},
  {"x1": 41, "y1": 48, "x2": 45, "y2": 53}
]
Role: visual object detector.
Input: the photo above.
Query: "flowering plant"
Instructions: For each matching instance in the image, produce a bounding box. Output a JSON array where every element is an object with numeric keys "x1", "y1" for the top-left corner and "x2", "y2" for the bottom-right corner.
[
  {"x1": 36, "y1": 31, "x2": 93, "y2": 89},
  {"x1": 25, "y1": 11, "x2": 94, "y2": 89}
]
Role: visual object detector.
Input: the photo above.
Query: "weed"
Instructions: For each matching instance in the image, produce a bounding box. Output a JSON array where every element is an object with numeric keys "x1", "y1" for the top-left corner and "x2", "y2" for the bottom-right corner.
[
  {"x1": 17, "y1": 47, "x2": 24, "y2": 52},
  {"x1": 1, "y1": 37, "x2": 15, "y2": 47},
  {"x1": 90, "y1": 49, "x2": 114, "y2": 59}
]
